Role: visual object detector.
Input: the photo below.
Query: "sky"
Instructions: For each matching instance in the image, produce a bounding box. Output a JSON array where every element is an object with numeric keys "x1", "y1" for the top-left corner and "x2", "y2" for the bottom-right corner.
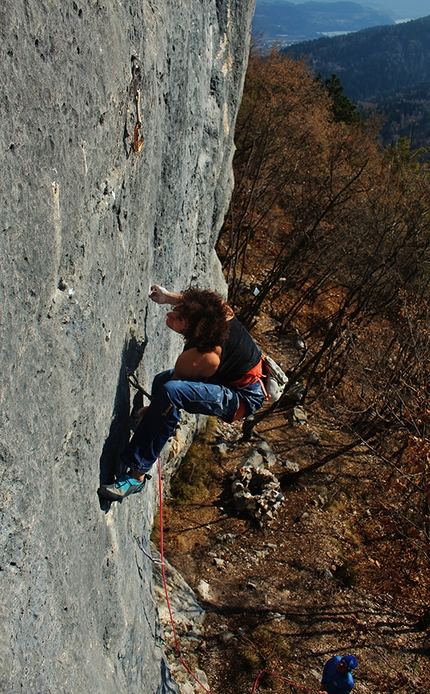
[
  {"x1": 372, "y1": 0, "x2": 429, "y2": 19},
  {"x1": 256, "y1": 0, "x2": 429, "y2": 21}
]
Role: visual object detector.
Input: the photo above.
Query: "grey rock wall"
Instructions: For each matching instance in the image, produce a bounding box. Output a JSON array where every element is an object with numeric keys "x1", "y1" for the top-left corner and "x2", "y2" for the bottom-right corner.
[{"x1": 0, "y1": 1, "x2": 255, "y2": 692}]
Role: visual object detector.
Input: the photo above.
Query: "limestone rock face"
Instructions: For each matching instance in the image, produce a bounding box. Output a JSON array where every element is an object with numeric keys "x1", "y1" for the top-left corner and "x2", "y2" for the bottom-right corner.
[{"x1": 0, "y1": 1, "x2": 255, "y2": 692}]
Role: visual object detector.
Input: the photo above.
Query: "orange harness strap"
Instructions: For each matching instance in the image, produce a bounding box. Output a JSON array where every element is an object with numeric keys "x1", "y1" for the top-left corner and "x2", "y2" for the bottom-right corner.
[{"x1": 228, "y1": 359, "x2": 264, "y2": 389}]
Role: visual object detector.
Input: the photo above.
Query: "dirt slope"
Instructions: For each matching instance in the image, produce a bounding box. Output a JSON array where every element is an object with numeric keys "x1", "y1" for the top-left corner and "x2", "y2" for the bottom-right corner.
[{"x1": 159, "y1": 404, "x2": 428, "y2": 694}]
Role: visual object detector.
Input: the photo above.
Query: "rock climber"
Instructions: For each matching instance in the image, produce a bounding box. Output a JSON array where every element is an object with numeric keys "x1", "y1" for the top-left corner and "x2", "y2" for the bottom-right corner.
[
  {"x1": 99, "y1": 284, "x2": 265, "y2": 501},
  {"x1": 320, "y1": 655, "x2": 358, "y2": 694}
]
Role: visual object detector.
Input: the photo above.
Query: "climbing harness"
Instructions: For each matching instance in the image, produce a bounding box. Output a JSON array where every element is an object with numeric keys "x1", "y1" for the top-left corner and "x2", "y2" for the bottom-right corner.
[
  {"x1": 131, "y1": 56, "x2": 144, "y2": 153},
  {"x1": 126, "y1": 371, "x2": 152, "y2": 401}
]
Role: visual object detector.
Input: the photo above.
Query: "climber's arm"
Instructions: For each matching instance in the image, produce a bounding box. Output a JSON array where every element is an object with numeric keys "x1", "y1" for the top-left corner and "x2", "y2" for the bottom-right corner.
[{"x1": 173, "y1": 346, "x2": 221, "y2": 380}]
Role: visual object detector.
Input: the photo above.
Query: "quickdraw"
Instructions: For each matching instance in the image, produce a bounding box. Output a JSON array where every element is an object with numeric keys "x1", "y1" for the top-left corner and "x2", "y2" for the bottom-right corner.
[
  {"x1": 131, "y1": 56, "x2": 144, "y2": 153},
  {"x1": 126, "y1": 371, "x2": 152, "y2": 401}
]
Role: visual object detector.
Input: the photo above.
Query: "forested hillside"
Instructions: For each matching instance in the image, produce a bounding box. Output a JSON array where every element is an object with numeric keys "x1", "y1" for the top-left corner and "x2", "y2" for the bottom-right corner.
[
  {"x1": 283, "y1": 14, "x2": 430, "y2": 100},
  {"x1": 282, "y1": 14, "x2": 430, "y2": 147}
]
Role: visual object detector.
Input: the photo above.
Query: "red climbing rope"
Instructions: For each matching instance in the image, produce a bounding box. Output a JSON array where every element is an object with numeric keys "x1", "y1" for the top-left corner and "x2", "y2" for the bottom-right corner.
[{"x1": 157, "y1": 456, "x2": 211, "y2": 693}]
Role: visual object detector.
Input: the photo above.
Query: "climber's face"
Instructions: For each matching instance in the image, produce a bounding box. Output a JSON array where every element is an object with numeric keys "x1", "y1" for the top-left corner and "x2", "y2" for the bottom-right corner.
[{"x1": 166, "y1": 308, "x2": 188, "y2": 335}]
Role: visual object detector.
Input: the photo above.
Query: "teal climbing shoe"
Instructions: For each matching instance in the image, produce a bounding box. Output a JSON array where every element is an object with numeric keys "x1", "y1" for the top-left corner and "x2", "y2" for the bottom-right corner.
[{"x1": 98, "y1": 472, "x2": 146, "y2": 501}]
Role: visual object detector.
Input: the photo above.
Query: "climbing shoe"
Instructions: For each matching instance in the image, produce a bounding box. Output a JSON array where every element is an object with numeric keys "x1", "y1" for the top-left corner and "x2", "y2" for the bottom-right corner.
[{"x1": 98, "y1": 472, "x2": 147, "y2": 501}]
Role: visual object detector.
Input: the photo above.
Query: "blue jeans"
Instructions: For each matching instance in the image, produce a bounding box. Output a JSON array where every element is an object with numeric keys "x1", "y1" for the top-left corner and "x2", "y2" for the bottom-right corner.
[{"x1": 121, "y1": 369, "x2": 264, "y2": 474}]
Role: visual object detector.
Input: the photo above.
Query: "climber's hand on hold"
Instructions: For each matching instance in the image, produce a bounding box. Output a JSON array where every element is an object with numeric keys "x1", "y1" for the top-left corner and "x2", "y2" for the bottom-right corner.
[
  {"x1": 149, "y1": 284, "x2": 182, "y2": 305},
  {"x1": 149, "y1": 284, "x2": 170, "y2": 304}
]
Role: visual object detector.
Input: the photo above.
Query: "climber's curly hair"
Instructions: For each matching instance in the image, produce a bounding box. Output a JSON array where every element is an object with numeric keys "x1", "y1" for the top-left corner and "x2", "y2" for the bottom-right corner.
[{"x1": 176, "y1": 288, "x2": 231, "y2": 353}]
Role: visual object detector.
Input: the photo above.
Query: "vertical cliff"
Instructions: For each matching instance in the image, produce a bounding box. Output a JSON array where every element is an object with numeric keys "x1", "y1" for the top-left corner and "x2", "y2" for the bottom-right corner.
[{"x1": 0, "y1": 1, "x2": 255, "y2": 691}]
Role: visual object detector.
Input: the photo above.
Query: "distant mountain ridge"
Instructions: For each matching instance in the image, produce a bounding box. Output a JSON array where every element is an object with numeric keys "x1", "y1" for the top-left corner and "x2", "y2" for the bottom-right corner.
[{"x1": 253, "y1": 1, "x2": 395, "y2": 47}]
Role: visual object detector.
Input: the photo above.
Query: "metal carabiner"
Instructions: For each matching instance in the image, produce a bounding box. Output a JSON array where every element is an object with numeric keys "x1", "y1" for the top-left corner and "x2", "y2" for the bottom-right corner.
[{"x1": 126, "y1": 371, "x2": 152, "y2": 400}]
